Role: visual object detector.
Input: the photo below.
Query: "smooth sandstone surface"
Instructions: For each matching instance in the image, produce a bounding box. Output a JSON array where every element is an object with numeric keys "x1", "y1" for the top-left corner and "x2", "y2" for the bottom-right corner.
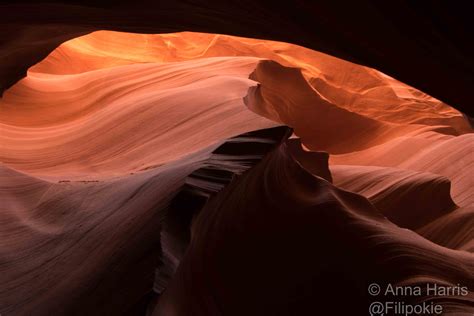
[{"x1": 0, "y1": 31, "x2": 472, "y2": 315}]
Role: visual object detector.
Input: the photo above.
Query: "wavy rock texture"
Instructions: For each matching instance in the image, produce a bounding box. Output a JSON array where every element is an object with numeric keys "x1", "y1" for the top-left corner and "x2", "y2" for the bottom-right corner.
[
  {"x1": 154, "y1": 142, "x2": 473, "y2": 316},
  {"x1": 27, "y1": 31, "x2": 472, "y2": 133},
  {"x1": 0, "y1": 31, "x2": 473, "y2": 315},
  {"x1": 1, "y1": 1, "x2": 473, "y2": 117},
  {"x1": 330, "y1": 165, "x2": 456, "y2": 229}
]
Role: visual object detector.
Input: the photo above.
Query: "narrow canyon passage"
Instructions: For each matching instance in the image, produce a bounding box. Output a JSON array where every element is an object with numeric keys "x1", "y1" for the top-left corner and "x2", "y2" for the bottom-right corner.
[{"x1": 0, "y1": 30, "x2": 472, "y2": 315}]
